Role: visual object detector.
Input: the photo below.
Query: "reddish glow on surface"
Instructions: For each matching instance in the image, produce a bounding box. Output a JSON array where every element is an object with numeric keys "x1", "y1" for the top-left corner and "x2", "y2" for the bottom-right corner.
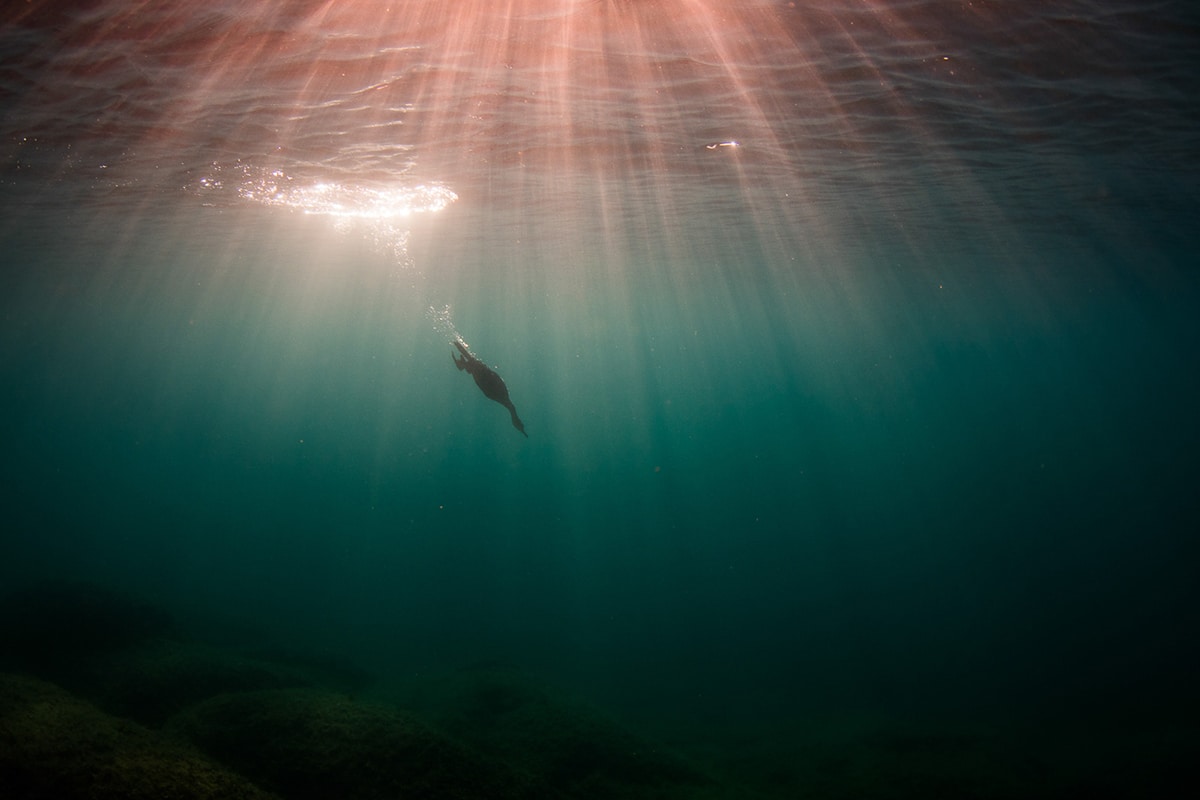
[{"x1": 6, "y1": 0, "x2": 1006, "y2": 272}]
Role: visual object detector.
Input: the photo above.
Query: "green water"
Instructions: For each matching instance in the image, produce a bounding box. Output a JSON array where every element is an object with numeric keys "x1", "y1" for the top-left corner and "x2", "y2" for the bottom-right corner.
[{"x1": 4, "y1": 202, "x2": 1196, "y2": 721}]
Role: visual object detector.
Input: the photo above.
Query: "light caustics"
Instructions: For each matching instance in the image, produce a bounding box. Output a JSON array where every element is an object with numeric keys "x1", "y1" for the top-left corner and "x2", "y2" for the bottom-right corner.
[
  {"x1": 194, "y1": 162, "x2": 457, "y2": 270},
  {"x1": 162, "y1": 1, "x2": 987, "y2": 312},
  {"x1": 213, "y1": 0, "x2": 796, "y2": 333},
  {"x1": 232, "y1": 172, "x2": 457, "y2": 220},
  {"x1": 13, "y1": 0, "x2": 997, "y2": 269},
  {"x1": 175, "y1": 1, "x2": 810, "y2": 261},
  {"x1": 195, "y1": 164, "x2": 456, "y2": 220}
]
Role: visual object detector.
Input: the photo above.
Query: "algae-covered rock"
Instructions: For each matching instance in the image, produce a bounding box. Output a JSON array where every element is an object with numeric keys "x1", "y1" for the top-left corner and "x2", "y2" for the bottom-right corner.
[
  {"x1": 0, "y1": 580, "x2": 373, "y2": 728},
  {"x1": 387, "y1": 668, "x2": 714, "y2": 799},
  {"x1": 171, "y1": 688, "x2": 548, "y2": 800},
  {"x1": 76, "y1": 638, "x2": 321, "y2": 726},
  {"x1": 0, "y1": 672, "x2": 277, "y2": 800}
]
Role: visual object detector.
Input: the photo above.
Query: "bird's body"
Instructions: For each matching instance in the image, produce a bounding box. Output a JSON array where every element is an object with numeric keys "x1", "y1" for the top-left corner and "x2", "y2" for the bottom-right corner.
[{"x1": 452, "y1": 339, "x2": 527, "y2": 437}]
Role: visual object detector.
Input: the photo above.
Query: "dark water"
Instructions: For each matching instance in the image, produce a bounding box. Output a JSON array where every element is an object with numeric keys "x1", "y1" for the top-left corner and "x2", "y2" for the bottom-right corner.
[{"x1": 2, "y1": 1, "x2": 1198, "y2": 797}]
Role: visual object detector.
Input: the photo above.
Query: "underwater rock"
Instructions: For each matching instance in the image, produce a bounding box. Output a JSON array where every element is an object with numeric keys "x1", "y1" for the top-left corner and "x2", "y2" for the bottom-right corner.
[
  {"x1": 0, "y1": 579, "x2": 172, "y2": 674},
  {"x1": 389, "y1": 667, "x2": 714, "y2": 799},
  {"x1": 0, "y1": 672, "x2": 278, "y2": 800},
  {"x1": 170, "y1": 688, "x2": 549, "y2": 800},
  {"x1": 0, "y1": 580, "x2": 375, "y2": 728},
  {"x1": 72, "y1": 638, "x2": 322, "y2": 726},
  {"x1": 246, "y1": 641, "x2": 374, "y2": 690}
]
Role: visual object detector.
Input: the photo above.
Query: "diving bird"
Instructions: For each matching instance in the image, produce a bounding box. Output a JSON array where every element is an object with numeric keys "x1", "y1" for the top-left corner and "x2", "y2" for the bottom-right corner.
[{"x1": 451, "y1": 338, "x2": 527, "y2": 437}]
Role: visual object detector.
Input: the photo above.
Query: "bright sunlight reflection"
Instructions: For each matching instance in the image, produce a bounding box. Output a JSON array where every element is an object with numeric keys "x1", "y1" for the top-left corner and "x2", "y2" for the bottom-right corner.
[{"x1": 197, "y1": 166, "x2": 457, "y2": 219}]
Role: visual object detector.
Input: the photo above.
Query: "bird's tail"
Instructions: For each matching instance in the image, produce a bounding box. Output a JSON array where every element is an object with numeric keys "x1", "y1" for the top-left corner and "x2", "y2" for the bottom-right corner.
[{"x1": 508, "y1": 405, "x2": 528, "y2": 437}]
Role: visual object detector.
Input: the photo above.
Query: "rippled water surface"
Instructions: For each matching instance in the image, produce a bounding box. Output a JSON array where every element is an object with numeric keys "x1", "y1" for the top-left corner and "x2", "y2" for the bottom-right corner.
[{"x1": 2, "y1": 1, "x2": 1198, "y2": 797}]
